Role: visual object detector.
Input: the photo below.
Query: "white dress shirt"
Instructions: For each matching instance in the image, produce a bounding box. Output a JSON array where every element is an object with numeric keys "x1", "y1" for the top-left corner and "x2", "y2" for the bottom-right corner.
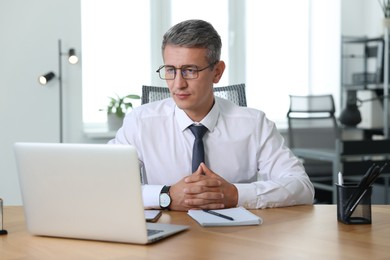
[{"x1": 108, "y1": 97, "x2": 314, "y2": 209}]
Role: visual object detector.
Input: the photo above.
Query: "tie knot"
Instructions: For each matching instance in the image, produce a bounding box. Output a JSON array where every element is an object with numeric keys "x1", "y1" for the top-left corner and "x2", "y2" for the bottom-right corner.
[{"x1": 189, "y1": 124, "x2": 208, "y2": 139}]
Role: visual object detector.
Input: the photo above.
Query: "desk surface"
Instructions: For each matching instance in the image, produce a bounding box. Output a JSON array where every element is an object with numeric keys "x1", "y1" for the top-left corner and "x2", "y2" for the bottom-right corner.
[{"x1": 2, "y1": 205, "x2": 389, "y2": 259}]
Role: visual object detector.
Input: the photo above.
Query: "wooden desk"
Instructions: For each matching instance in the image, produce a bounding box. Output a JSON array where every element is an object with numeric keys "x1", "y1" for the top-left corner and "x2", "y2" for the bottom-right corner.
[{"x1": 2, "y1": 205, "x2": 389, "y2": 259}]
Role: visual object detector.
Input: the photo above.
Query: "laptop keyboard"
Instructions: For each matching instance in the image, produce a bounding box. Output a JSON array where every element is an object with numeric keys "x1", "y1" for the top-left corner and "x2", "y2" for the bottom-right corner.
[{"x1": 147, "y1": 229, "x2": 164, "y2": 236}]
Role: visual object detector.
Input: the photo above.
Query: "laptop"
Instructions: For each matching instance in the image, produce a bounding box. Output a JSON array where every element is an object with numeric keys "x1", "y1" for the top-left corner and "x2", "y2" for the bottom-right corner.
[{"x1": 14, "y1": 142, "x2": 188, "y2": 244}]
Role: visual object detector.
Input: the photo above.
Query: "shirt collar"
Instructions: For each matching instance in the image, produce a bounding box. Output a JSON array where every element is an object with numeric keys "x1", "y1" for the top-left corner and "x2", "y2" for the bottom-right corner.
[{"x1": 175, "y1": 97, "x2": 220, "y2": 132}]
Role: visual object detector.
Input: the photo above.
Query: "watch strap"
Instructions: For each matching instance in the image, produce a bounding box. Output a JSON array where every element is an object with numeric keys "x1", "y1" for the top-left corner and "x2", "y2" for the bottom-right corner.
[{"x1": 161, "y1": 185, "x2": 171, "y2": 194}]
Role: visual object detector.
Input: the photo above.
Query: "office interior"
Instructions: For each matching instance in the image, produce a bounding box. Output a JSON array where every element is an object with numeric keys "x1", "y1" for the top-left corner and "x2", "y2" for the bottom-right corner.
[{"x1": 1, "y1": 0, "x2": 389, "y2": 206}]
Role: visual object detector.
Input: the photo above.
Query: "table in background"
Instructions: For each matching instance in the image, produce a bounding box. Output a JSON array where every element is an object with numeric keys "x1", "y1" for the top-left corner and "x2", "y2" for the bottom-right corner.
[{"x1": 1, "y1": 205, "x2": 389, "y2": 259}]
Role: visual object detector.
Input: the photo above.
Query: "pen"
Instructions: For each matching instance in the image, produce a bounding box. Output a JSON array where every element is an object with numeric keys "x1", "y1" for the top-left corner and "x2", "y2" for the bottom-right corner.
[
  {"x1": 338, "y1": 172, "x2": 344, "y2": 185},
  {"x1": 349, "y1": 163, "x2": 388, "y2": 214},
  {"x1": 344, "y1": 163, "x2": 387, "y2": 219},
  {"x1": 344, "y1": 165, "x2": 378, "y2": 217},
  {"x1": 348, "y1": 189, "x2": 368, "y2": 214},
  {"x1": 202, "y1": 209, "x2": 234, "y2": 221}
]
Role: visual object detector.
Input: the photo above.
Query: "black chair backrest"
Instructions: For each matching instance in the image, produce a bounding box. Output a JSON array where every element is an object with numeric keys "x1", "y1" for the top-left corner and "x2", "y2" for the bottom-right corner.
[
  {"x1": 141, "y1": 83, "x2": 247, "y2": 107},
  {"x1": 141, "y1": 85, "x2": 170, "y2": 104}
]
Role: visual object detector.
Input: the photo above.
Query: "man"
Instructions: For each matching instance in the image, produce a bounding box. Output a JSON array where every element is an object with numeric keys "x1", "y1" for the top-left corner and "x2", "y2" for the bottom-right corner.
[{"x1": 109, "y1": 19, "x2": 314, "y2": 211}]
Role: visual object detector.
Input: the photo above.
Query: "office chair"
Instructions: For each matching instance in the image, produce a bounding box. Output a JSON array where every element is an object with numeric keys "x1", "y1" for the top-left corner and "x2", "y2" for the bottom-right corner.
[
  {"x1": 141, "y1": 83, "x2": 247, "y2": 106},
  {"x1": 287, "y1": 94, "x2": 340, "y2": 203}
]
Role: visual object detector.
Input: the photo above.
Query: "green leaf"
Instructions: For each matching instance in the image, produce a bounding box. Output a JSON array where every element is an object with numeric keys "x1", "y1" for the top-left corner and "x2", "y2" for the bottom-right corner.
[
  {"x1": 125, "y1": 94, "x2": 141, "y2": 99},
  {"x1": 105, "y1": 93, "x2": 140, "y2": 118}
]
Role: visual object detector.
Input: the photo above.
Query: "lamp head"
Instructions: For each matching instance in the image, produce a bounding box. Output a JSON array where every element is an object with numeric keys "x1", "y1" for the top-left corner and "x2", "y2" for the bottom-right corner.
[
  {"x1": 68, "y1": 48, "x2": 79, "y2": 64},
  {"x1": 339, "y1": 103, "x2": 362, "y2": 126},
  {"x1": 38, "y1": 72, "x2": 56, "y2": 85}
]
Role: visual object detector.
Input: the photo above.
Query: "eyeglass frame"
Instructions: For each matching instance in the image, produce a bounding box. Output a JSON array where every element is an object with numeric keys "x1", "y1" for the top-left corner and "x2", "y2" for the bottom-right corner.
[{"x1": 156, "y1": 61, "x2": 218, "y2": 80}]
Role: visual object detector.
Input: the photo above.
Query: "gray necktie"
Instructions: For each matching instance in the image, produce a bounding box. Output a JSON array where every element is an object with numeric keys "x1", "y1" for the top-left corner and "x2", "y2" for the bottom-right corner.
[{"x1": 188, "y1": 124, "x2": 208, "y2": 172}]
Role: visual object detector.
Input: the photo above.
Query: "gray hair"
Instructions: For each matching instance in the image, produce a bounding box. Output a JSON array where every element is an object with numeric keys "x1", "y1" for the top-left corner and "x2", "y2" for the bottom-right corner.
[{"x1": 161, "y1": 19, "x2": 222, "y2": 65}]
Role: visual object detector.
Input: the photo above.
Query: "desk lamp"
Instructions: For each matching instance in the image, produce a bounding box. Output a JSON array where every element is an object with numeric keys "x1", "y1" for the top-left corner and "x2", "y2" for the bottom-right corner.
[{"x1": 339, "y1": 94, "x2": 388, "y2": 127}]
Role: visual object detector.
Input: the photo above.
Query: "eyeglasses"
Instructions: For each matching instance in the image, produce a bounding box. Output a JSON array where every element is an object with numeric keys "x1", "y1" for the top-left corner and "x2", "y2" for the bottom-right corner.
[{"x1": 156, "y1": 63, "x2": 216, "y2": 80}]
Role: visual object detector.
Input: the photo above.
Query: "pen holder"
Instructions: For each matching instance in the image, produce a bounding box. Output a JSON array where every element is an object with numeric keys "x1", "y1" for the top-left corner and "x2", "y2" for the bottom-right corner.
[{"x1": 336, "y1": 183, "x2": 372, "y2": 224}]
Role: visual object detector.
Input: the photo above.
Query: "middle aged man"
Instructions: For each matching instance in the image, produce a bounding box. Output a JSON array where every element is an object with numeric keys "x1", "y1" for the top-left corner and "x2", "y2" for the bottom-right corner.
[{"x1": 109, "y1": 19, "x2": 314, "y2": 211}]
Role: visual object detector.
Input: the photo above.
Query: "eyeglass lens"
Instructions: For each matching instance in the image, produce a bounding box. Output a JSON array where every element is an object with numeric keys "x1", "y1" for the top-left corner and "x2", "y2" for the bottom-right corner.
[{"x1": 160, "y1": 65, "x2": 199, "y2": 80}]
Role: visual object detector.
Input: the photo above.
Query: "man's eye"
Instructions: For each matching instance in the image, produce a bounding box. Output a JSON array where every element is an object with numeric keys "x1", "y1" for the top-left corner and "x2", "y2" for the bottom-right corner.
[
  {"x1": 165, "y1": 67, "x2": 175, "y2": 74},
  {"x1": 183, "y1": 68, "x2": 196, "y2": 74}
]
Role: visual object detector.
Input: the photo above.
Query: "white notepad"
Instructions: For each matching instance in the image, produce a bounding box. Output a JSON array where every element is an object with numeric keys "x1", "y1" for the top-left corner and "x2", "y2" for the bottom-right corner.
[{"x1": 188, "y1": 207, "x2": 262, "y2": 227}]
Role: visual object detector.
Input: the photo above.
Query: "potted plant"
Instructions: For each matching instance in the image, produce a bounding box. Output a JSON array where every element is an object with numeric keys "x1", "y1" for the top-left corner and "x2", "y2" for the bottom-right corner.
[{"x1": 106, "y1": 93, "x2": 140, "y2": 130}]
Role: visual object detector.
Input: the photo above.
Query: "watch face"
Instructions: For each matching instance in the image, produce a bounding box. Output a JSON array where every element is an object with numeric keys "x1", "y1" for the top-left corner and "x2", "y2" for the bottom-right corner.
[{"x1": 160, "y1": 193, "x2": 171, "y2": 208}]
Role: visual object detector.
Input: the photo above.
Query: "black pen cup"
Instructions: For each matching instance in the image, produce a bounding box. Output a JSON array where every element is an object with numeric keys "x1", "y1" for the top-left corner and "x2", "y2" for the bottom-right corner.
[{"x1": 336, "y1": 183, "x2": 372, "y2": 224}]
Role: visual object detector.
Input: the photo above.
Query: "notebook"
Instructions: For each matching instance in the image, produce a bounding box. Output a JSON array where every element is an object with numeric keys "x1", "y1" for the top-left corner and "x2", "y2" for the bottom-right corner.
[
  {"x1": 14, "y1": 142, "x2": 188, "y2": 244},
  {"x1": 188, "y1": 207, "x2": 262, "y2": 227}
]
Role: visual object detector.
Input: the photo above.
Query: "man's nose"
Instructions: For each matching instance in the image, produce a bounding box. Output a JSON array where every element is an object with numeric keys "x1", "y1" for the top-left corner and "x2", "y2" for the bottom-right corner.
[{"x1": 172, "y1": 69, "x2": 188, "y2": 88}]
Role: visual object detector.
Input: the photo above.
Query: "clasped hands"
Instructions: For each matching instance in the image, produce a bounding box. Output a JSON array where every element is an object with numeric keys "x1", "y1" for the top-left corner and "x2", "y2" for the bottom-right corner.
[{"x1": 169, "y1": 163, "x2": 238, "y2": 211}]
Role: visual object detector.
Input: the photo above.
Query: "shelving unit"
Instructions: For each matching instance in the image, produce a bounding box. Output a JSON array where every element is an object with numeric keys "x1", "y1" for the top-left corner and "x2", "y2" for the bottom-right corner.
[{"x1": 340, "y1": 35, "x2": 389, "y2": 138}]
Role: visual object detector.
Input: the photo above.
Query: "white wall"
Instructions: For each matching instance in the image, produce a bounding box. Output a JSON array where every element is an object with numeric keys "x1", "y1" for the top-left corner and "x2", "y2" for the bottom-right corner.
[{"x1": 0, "y1": 0, "x2": 86, "y2": 205}]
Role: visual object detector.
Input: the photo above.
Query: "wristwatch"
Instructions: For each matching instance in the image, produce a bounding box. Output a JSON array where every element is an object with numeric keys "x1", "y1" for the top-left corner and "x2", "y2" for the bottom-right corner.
[{"x1": 159, "y1": 185, "x2": 171, "y2": 210}]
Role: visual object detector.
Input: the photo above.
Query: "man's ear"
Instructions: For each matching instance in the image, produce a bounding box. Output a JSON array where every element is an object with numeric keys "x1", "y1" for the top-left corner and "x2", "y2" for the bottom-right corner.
[{"x1": 213, "y1": 61, "x2": 226, "y2": 83}]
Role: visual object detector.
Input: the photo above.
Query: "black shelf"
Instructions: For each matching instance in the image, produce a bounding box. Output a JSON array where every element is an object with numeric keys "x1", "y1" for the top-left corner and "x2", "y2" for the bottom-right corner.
[
  {"x1": 341, "y1": 35, "x2": 389, "y2": 137},
  {"x1": 342, "y1": 83, "x2": 384, "y2": 90},
  {"x1": 342, "y1": 36, "x2": 383, "y2": 44}
]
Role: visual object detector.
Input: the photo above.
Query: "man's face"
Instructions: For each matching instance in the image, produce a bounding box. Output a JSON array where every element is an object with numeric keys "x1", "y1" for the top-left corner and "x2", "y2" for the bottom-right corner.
[{"x1": 162, "y1": 45, "x2": 224, "y2": 121}]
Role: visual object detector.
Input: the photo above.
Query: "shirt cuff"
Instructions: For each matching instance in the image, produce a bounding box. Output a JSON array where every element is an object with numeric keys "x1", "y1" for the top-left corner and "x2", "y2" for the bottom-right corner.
[
  {"x1": 142, "y1": 185, "x2": 164, "y2": 209},
  {"x1": 234, "y1": 183, "x2": 258, "y2": 209}
]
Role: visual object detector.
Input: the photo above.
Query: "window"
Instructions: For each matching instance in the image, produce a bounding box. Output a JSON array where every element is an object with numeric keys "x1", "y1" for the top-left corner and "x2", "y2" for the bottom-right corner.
[
  {"x1": 81, "y1": 0, "x2": 150, "y2": 124},
  {"x1": 246, "y1": 1, "x2": 310, "y2": 126},
  {"x1": 246, "y1": 0, "x2": 340, "y2": 127},
  {"x1": 81, "y1": 0, "x2": 340, "y2": 129}
]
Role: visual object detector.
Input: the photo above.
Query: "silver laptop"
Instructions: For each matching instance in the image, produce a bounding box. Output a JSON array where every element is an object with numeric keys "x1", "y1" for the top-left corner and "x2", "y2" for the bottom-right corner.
[{"x1": 14, "y1": 142, "x2": 188, "y2": 244}]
